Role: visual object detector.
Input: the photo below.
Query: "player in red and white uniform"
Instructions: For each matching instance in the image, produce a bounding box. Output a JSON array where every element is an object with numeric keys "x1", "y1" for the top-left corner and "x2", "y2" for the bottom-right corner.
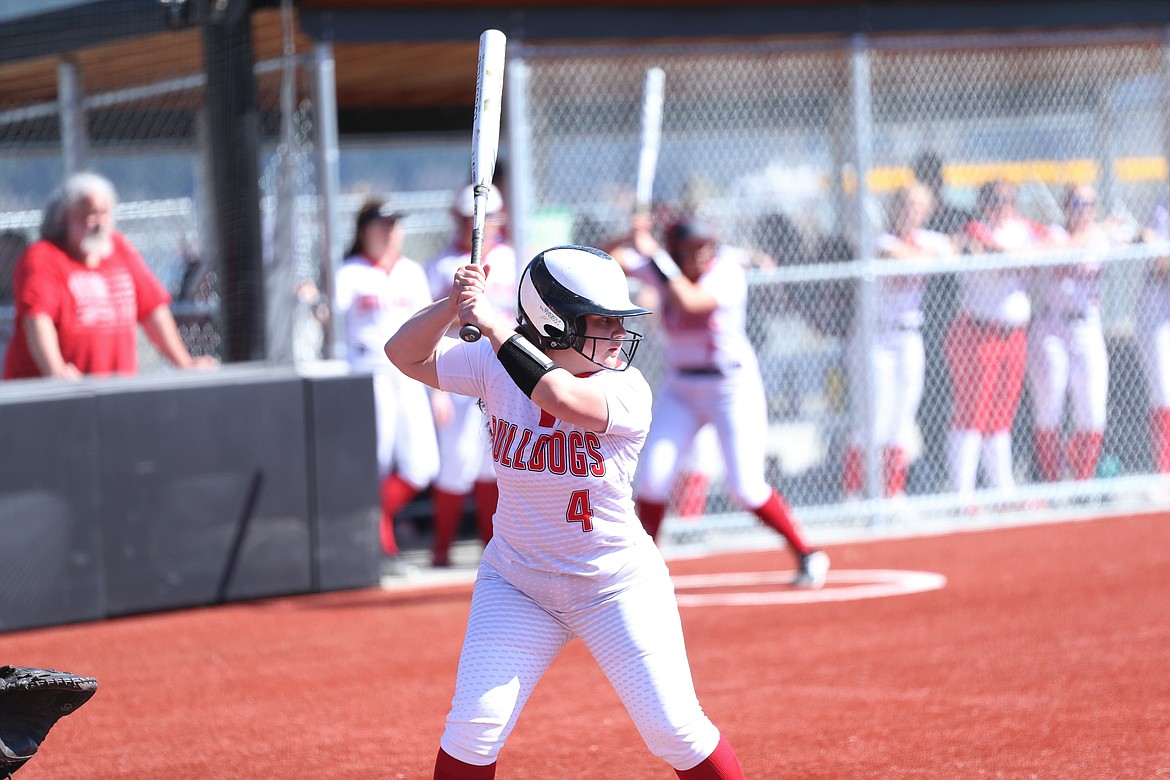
[
  {"x1": 424, "y1": 185, "x2": 518, "y2": 565},
  {"x1": 945, "y1": 181, "x2": 1049, "y2": 503},
  {"x1": 613, "y1": 214, "x2": 828, "y2": 588},
  {"x1": 1027, "y1": 184, "x2": 1124, "y2": 481},
  {"x1": 842, "y1": 184, "x2": 955, "y2": 498},
  {"x1": 386, "y1": 245, "x2": 746, "y2": 779},
  {"x1": 335, "y1": 200, "x2": 439, "y2": 562},
  {"x1": 1139, "y1": 201, "x2": 1170, "y2": 477}
]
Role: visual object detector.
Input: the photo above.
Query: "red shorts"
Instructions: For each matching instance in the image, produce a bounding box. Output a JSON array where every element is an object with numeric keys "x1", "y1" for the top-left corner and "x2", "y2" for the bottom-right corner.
[{"x1": 945, "y1": 314, "x2": 1027, "y2": 433}]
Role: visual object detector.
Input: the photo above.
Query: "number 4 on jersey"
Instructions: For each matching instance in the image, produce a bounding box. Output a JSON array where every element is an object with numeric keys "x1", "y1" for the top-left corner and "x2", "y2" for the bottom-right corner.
[{"x1": 566, "y1": 489, "x2": 594, "y2": 532}]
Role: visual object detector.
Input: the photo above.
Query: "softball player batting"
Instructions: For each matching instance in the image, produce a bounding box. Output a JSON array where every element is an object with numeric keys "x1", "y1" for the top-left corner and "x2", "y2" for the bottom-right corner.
[
  {"x1": 1027, "y1": 184, "x2": 1123, "y2": 482},
  {"x1": 335, "y1": 200, "x2": 439, "y2": 563},
  {"x1": 843, "y1": 184, "x2": 956, "y2": 499},
  {"x1": 613, "y1": 213, "x2": 829, "y2": 588},
  {"x1": 424, "y1": 184, "x2": 517, "y2": 566},
  {"x1": 386, "y1": 245, "x2": 746, "y2": 779}
]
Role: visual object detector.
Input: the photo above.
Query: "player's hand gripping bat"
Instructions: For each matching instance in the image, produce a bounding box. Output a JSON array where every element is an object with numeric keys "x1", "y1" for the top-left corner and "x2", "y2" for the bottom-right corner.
[{"x1": 459, "y1": 29, "x2": 507, "y2": 343}]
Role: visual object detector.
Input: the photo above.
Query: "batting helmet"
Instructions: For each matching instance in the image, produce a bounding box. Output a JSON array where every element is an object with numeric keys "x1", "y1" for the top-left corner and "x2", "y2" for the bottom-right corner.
[{"x1": 517, "y1": 245, "x2": 650, "y2": 370}]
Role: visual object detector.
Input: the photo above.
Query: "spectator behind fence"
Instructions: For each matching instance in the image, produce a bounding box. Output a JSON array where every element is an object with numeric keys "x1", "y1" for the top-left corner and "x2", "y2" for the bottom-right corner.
[
  {"x1": 335, "y1": 198, "x2": 440, "y2": 571},
  {"x1": 2, "y1": 172, "x2": 217, "y2": 381},
  {"x1": 1027, "y1": 184, "x2": 1125, "y2": 482},
  {"x1": 945, "y1": 181, "x2": 1051, "y2": 507},
  {"x1": 0, "y1": 229, "x2": 29, "y2": 305},
  {"x1": 1139, "y1": 201, "x2": 1170, "y2": 480},
  {"x1": 842, "y1": 184, "x2": 956, "y2": 500}
]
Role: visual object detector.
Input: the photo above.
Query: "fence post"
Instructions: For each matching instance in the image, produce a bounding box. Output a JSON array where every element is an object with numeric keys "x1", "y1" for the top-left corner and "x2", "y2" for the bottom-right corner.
[
  {"x1": 57, "y1": 58, "x2": 88, "y2": 175},
  {"x1": 312, "y1": 41, "x2": 342, "y2": 360},
  {"x1": 506, "y1": 44, "x2": 534, "y2": 273},
  {"x1": 849, "y1": 34, "x2": 881, "y2": 505},
  {"x1": 202, "y1": 0, "x2": 266, "y2": 362}
]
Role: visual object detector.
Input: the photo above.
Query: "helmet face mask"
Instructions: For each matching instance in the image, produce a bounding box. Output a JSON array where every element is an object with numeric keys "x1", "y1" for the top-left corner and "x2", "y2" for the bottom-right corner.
[{"x1": 517, "y1": 245, "x2": 650, "y2": 371}]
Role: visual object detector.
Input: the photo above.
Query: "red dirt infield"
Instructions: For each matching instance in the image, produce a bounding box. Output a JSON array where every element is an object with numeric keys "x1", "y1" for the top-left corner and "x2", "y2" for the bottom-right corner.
[{"x1": 4, "y1": 510, "x2": 1168, "y2": 779}]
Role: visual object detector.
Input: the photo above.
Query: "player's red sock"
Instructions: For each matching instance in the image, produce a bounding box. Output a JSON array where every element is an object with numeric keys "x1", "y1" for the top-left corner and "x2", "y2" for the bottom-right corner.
[
  {"x1": 1033, "y1": 428, "x2": 1063, "y2": 482},
  {"x1": 636, "y1": 498, "x2": 667, "y2": 540},
  {"x1": 842, "y1": 445, "x2": 863, "y2": 497},
  {"x1": 752, "y1": 490, "x2": 812, "y2": 556},
  {"x1": 1154, "y1": 408, "x2": 1170, "y2": 474},
  {"x1": 882, "y1": 445, "x2": 908, "y2": 497},
  {"x1": 431, "y1": 488, "x2": 466, "y2": 566},
  {"x1": 674, "y1": 734, "x2": 745, "y2": 779},
  {"x1": 433, "y1": 748, "x2": 495, "y2": 780},
  {"x1": 674, "y1": 471, "x2": 710, "y2": 520},
  {"x1": 1068, "y1": 430, "x2": 1103, "y2": 480},
  {"x1": 473, "y1": 480, "x2": 498, "y2": 546},
  {"x1": 379, "y1": 474, "x2": 419, "y2": 557}
]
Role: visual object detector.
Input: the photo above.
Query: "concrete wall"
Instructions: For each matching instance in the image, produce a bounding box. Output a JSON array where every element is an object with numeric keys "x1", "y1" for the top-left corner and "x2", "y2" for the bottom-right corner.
[{"x1": 0, "y1": 363, "x2": 380, "y2": 633}]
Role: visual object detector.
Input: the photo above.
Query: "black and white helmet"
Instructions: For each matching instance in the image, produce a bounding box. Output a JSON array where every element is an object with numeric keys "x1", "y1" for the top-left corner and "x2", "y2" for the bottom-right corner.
[{"x1": 517, "y1": 245, "x2": 650, "y2": 370}]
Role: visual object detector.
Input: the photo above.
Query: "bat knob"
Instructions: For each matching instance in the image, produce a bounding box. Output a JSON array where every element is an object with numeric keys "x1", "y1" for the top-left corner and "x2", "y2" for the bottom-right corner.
[{"x1": 459, "y1": 324, "x2": 483, "y2": 343}]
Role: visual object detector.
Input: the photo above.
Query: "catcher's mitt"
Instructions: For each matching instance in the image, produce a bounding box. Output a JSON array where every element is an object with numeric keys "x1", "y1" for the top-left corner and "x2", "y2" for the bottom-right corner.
[{"x1": 0, "y1": 665, "x2": 97, "y2": 777}]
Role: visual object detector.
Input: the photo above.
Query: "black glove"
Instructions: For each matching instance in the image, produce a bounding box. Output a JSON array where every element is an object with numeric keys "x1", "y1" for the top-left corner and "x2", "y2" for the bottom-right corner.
[{"x1": 0, "y1": 665, "x2": 97, "y2": 776}]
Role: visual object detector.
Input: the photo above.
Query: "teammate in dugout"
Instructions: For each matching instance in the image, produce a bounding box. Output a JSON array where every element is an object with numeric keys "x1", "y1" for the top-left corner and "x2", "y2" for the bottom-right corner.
[
  {"x1": 1027, "y1": 184, "x2": 1128, "y2": 483},
  {"x1": 423, "y1": 184, "x2": 517, "y2": 566},
  {"x1": 842, "y1": 183, "x2": 956, "y2": 500},
  {"x1": 336, "y1": 199, "x2": 440, "y2": 566},
  {"x1": 385, "y1": 245, "x2": 747, "y2": 779},
  {"x1": 609, "y1": 213, "x2": 829, "y2": 588}
]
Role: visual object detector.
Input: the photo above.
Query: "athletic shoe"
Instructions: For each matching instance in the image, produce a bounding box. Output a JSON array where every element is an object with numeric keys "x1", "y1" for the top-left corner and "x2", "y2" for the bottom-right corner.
[
  {"x1": 793, "y1": 550, "x2": 830, "y2": 589},
  {"x1": 380, "y1": 556, "x2": 420, "y2": 579}
]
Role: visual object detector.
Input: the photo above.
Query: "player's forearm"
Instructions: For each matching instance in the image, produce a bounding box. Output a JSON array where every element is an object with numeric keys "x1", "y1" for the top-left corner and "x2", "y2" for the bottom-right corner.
[{"x1": 384, "y1": 297, "x2": 458, "y2": 385}]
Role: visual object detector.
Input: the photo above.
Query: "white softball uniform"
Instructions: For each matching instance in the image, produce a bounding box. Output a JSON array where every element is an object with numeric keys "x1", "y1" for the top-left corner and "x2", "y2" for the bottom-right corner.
[
  {"x1": 1027, "y1": 225, "x2": 1109, "y2": 430},
  {"x1": 960, "y1": 217, "x2": 1039, "y2": 327},
  {"x1": 432, "y1": 337, "x2": 721, "y2": 770},
  {"x1": 846, "y1": 229, "x2": 950, "y2": 451},
  {"x1": 1139, "y1": 205, "x2": 1170, "y2": 409},
  {"x1": 629, "y1": 250, "x2": 772, "y2": 509},
  {"x1": 335, "y1": 254, "x2": 439, "y2": 487},
  {"x1": 426, "y1": 241, "x2": 518, "y2": 492}
]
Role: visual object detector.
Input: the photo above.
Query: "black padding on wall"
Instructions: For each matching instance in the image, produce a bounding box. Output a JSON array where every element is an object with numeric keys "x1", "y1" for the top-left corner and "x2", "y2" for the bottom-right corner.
[
  {"x1": 0, "y1": 368, "x2": 381, "y2": 633},
  {"x1": 0, "y1": 395, "x2": 105, "y2": 632},
  {"x1": 304, "y1": 374, "x2": 380, "y2": 591},
  {"x1": 97, "y1": 380, "x2": 313, "y2": 616}
]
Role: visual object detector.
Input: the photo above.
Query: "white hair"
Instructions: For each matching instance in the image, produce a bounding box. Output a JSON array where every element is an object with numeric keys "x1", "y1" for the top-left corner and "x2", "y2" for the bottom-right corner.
[{"x1": 40, "y1": 172, "x2": 119, "y2": 244}]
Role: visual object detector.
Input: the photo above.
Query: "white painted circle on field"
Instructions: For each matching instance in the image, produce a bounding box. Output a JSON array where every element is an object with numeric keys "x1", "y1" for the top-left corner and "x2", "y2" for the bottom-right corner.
[{"x1": 671, "y1": 569, "x2": 947, "y2": 606}]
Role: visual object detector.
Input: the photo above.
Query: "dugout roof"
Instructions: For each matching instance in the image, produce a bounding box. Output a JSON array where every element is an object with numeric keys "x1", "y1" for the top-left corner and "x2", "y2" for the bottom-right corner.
[{"x1": 2, "y1": 1, "x2": 1170, "y2": 133}]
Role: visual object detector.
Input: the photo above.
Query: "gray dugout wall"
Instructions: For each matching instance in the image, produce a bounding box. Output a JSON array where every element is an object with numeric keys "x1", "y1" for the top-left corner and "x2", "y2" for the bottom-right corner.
[{"x1": 0, "y1": 364, "x2": 380, "y2": 633}]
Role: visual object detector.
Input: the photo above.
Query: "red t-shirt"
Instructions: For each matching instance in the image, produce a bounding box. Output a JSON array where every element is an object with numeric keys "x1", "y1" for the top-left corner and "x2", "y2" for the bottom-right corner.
[{"x1": 2, "y1": 234, "x2": 172, "y2": 379}]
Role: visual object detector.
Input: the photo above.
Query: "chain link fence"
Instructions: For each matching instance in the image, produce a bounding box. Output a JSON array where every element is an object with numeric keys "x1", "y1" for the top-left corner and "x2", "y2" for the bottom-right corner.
[
  {"x1": 509, "y1": 31, "x2": 1170, "y2": 530},
  {"x1": 3, "y1": 22, "x2": 1170, "y2": 533}
]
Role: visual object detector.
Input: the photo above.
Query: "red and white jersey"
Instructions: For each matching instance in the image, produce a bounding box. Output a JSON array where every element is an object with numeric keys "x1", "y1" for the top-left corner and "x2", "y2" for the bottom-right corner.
[
  {"x1": 435, "y1": 337, "x2": 652, "y2": 577},
  {"x1": 335, "y1": 253, "x2": 431, "y2": 371},
  {"x1": 1032, "y1": 224, "x2": 1106, "y2": 317},
  {"x1": 960, "y1": 217, "x2": 1045, "y2": 327},
  {"x1": 875, "y1": 228, "x2": 952, "y2": 330},
  {"x1": 631, "y1": 248, "x2": 756, "y2": 373},
  {"x1": 427, "y1": 240, "x2": 518, "y2": 329}
]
